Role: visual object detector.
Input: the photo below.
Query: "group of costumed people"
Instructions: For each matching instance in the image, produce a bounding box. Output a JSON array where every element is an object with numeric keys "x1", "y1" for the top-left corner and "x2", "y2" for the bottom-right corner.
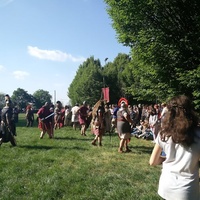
[
  {"x1": 87, "y1": 97, "x2": 134, "y2": 153},
  {"x1": 2, "y1": 94, "x2": 200, "y2": 199},
  {"x1": 35, "y1": 97, "x2": 134, "y2": 153},
  {"x1": 36, "y1": 101, "x2": 65, "y2": 139}
]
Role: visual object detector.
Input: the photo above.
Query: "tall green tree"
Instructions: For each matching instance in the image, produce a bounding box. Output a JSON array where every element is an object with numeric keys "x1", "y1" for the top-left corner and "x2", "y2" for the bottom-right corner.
[
  {"x1": 104, "y1": 0, "x2": 200, "y2": 107},
  {"x1": 11, "y1": 88, "x2": 34, "y2": 110},
  {"x1": 68, "y1": 56, "x2": 104, "y2": 106},
  {"x1": 103, "y1": 53, "x2": 131, "y2": 103},
  {"x1": 33, "y1": 89, "x2": 52, "y2": 109}
]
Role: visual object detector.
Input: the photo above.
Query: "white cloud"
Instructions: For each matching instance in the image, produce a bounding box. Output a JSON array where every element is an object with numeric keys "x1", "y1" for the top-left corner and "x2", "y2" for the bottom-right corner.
[
  {"x1": 27, "y1": 46, "x2": 86, "y2": 62},
  {"x1": 13, "y1": 71, "x2": 30, "y2": 80}
]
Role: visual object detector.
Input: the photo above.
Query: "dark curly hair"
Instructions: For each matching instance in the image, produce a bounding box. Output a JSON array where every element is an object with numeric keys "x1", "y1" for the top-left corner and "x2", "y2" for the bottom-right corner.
[{"x1": 160, "y1": 95, "x2": 199, "y2": 146}]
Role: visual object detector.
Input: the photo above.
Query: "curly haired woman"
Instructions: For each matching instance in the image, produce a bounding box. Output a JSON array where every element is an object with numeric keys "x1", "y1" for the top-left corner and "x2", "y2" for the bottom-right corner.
[{"x1": 149, "y1": 95, "x2": 200, "y2": 200}]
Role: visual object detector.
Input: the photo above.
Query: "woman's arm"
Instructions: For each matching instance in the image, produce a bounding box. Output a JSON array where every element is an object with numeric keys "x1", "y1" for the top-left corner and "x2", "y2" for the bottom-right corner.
[{"x1": 149, "y1": 144, "x2": 165, "y2": 166}]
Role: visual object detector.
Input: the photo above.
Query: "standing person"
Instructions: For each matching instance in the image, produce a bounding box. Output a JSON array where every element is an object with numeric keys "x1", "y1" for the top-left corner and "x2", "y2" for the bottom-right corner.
[
  {"x1": 160, "y1": 102, "x2": 168, "y2": 127},
  {"x1": 0, "y1": 98, "x2": 17, "y2": 145},
  {"x1": 104, "y1": 104, "x2": 111, "y2": 133},
  {"x1": 64, "y1": 105, "x2": 71, "y2": 126},
  {"x1": 111, "y1": 104, "x2": 119, "y2": 133},
  {"x1": 37, "y1": 102, "x2": 53, "y2": 139},
  {"x1": 13, "y1": 104, "x2": 19, "y2": 123},
  {"x1": 117, "y1": 101, "x2": 134, "y2": 153},
  {"x1": 4, "y1": 94, "x2": 16, "y2": 136},
  {"x1": 78, "y1": 101, "x2": 88, "y2": 136},
  {"x1": 149, "y1": 108, "x2": 158, "y2": 142},
  {"x1": 149, "y1": 95, "x2": 200, "y2": 200},
  {"x1": 91, "y1": 101, "x2": 105, "y2": 146},
  {"x1": 26, "y1": 105, "x2": 34, "y2": 127},
  {"x1": 71, "y1": 103, "x2": 80, "y2": 130},
  {"x1": 54, "y1": 101, "x2": 63, "y2": 130}
]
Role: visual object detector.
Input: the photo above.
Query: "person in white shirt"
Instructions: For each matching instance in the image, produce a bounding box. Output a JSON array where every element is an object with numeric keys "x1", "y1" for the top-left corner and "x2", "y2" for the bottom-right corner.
[
  {"x1": 160, "y1": 102, "x2": 168, "y2": 127},
  {"x1": 71, "y1": 103, "x2": 80, "y2": 130},
  {"x1": 148, "y1": 108, "x2": 158, "y2": 141},
  {"x1": 149, "y1": 95, "x2": 200, "y2": 200}
]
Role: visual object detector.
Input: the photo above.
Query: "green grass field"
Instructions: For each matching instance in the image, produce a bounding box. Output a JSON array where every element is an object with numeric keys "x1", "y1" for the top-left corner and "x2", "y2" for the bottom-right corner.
[{"x1": 0, "y1": 114, "x2": 162, "y2": 200}]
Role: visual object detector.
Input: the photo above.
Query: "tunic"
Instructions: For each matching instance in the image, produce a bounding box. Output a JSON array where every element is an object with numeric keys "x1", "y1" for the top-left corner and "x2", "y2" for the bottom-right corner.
[
  {"x1": 117, "y1": 109, "x2": 131, "y2": 139},
  {"x1": 156, "y1": 129, "x2": 200, "y2": 200},
  {"x1": 78, "y1": 106, "x2": 88, "y2": 125}
]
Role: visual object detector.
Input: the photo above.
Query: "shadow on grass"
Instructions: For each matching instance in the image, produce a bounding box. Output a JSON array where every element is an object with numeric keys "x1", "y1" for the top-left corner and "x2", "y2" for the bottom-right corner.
[
  {"x1": 54, "y1": 136, "x2": 91, "y2": 141},
  {"x1": 18, "y1": 144, "x2": 88, "y2": 151},
  {"x1": 131, "y1": 145, "x2": 153, "y2": 154},
  {"x1": 16, "y1": 121, "x2": 38, "y2": 128}
]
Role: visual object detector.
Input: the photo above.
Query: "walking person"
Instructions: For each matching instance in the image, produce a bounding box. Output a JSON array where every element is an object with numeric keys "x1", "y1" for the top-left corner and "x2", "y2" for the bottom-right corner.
[
  {"x1": 37, "y1": 102, "x2": 53, "y2": 139},
  {"x1": 149, "y1": 95, "x2": 200, "y2": 200},
  {"x1": 0, "y1": 98, "x2": 17, "y2": 146},
  {"x1": 91, "y1": 101, "x2": 105, "y2": 146},
  {"x1": 104, "y1": 104, "x2": 111, "y2": 133},
  {"x1": 117, "y1": 101, "x2": 134, "y2": 153},
  {"x1": 4, "y1": 94, "x2": 16, "y2": 136},
  {"x1": 64, "y1": 105, "x2": 71, "y2": 126},
  {"x1": 71, "y1": 103, "x2": 80, "y2": 130},
  {"x1": 78, "y1": 101, "x2": 88, "y2": 136},
  {"x1": 149, "y1": 107, "x2": 158, "y2": 142},
  {"x1": 54, "y1": 101, "x2": 63, "y2": 130},
  {"x1": 26, "y1": 105, "x2": 34, "y2": 127}
]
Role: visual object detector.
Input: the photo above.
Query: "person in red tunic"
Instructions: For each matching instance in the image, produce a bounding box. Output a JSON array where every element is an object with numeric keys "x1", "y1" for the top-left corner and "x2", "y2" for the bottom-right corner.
[
  {"x1": 78, "y1": 101, "x2": 89, "y2": 136},
  {"x1": 37, "y1": 102, "x2": 53, "y2": 139}
]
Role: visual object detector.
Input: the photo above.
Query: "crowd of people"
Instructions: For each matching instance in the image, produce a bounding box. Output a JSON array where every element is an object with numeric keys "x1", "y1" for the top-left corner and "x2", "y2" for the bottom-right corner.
[
  {"x1": 31, "y1": 98, "x2": 170, "y2": 152},
  {"x1": 1, "y1": 93, "x2": 200, "y2": 199}
]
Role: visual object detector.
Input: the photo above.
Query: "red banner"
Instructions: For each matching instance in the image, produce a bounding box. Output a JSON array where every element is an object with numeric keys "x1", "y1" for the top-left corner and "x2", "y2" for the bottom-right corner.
[{"x1": 102, "y1": 87, "x2": 110, "y2": 102}]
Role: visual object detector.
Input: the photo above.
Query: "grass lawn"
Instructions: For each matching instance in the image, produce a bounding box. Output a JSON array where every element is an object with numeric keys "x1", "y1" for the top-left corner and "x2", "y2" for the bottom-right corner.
[{"x1": 0, "y1": 114, "x2": 162, "y2": 200}]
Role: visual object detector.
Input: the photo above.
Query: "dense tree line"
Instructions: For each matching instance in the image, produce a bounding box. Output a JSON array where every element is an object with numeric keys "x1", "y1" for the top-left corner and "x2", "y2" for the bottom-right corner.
[
  {"x1": 0, "y1": 89, "x2": 52, "y2": 110},
  {"x1": 103, "y1": 0, "x2": 200, "y2": 109},
  {"x1": 68, "y1": 54, "x2": 134, "y2": 106},
  {"x1": 69, "y1": 0, "x2": 200, "y2": 109},
  {"x1": 2, "y1": 1, "x2": 200, "y2": 110}
]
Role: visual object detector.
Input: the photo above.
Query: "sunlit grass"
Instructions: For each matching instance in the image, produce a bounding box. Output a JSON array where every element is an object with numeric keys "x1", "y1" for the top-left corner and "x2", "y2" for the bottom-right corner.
[{"x1": 0, "y1": 114, "x2": 162, "y2": 200}]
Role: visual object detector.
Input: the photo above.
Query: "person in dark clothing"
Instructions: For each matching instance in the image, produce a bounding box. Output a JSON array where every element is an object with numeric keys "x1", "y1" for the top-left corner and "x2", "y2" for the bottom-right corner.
[
  {"x1": 3, "y1": 94, "x2": 16, "y2": 136},
  {"x1": 26, "y1": 105, "x2": 34, "y2": 127},
  {"x1": 0, "y1": 98, "x2": 16, "y2": 145}
]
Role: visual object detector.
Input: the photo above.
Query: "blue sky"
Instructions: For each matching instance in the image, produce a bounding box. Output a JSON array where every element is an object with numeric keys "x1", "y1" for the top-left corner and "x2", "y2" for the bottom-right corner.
[{"x1": 0, "y1": 0, "x2": 130, "y2": 105}]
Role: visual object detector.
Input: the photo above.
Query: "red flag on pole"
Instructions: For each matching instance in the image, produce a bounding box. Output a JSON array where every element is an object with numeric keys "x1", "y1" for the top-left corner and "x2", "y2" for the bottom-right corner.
[{"x1": 102, "y1": 87, "x2": 110, "y2": 102}]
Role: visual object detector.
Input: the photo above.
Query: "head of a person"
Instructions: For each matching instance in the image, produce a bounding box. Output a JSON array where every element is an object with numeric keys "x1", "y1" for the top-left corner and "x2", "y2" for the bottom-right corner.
[
  {"x1": 5, "y1": 94, "x2": 10, "y2": 101},
  {"x1": 120, "y1": 101, "x2": 127, "y2": 110},
  {"x1": 161, "y1": 95, "x2": 199, "y2": 146},
  {"x1": 150, "y1": 108, "x2": 156, "y2": 115},
  {"x1": 167, "y1": 95, "x2": 195, "y2": 119},
  {"x1": 26, "y1": 105, "x2": 31, "y2": 110},
  {"x1": 56, "y1": 101, "x2": 62, "y2": 108},
  {"x1": 44, "y1": 102, "x2": 50, "y2": 108},
  {"x1": 5, "y1": 94, "x2": 12, "y2": 106},
  {"x1": 83, "y1": 101, "x2": 87, "y2": 106},
  {"x1": 5, "y1": 99, "x2": 11, "y2": 107}
]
